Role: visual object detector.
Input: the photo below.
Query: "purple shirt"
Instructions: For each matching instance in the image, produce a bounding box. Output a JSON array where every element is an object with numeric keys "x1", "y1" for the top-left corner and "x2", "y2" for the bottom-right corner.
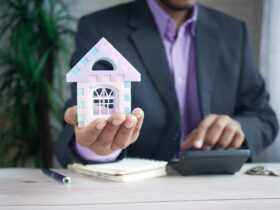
[
  {"x1": 147, "y1": 0, "x2": 201, "y2": 147},
  {"x1": 76, "y1": 0, "x2": 202, "y2": 161}
]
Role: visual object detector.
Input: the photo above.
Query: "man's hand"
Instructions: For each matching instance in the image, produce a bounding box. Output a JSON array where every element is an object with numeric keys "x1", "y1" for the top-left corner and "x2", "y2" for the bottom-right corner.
[
  {"x1": 181, "y1": 114, "x2": 245, "y2": 150},
  {"x1": 64, "y1": 106, "x2": 144, "y2": 155}
]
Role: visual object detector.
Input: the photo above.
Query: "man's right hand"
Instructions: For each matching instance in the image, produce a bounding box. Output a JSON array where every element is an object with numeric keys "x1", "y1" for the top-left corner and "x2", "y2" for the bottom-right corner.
[{"x1": 64, "y1": 106, "x2": 144, "y2": 155}]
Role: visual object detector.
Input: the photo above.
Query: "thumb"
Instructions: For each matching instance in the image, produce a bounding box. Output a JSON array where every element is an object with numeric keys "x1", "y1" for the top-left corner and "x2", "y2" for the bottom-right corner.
[{"x1": 64, "y1": 106, "x2": 78, "y2": 126}]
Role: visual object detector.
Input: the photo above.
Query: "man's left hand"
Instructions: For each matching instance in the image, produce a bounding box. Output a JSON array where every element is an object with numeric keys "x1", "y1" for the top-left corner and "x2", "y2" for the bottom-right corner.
[{"x1": 181, "y1": 114, "x2": 245, "y2": 150}]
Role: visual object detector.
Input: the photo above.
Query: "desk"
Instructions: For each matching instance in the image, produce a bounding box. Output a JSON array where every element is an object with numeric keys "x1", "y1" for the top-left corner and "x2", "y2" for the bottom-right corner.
[{"x1": 1, "y1": 164, "x2": 280, "y2": 210}]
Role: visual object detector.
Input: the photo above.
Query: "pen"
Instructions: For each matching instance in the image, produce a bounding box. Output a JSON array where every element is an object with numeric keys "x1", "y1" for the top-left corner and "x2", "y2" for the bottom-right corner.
[{"x1": 41, "y1": 168, "x2": 71, "y2": 184}]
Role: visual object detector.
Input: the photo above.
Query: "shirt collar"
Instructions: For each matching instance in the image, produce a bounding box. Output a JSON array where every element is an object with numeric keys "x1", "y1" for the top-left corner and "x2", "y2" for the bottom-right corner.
[{"x1": 147, "y1": 0, "x2": 198, "y2": 41}]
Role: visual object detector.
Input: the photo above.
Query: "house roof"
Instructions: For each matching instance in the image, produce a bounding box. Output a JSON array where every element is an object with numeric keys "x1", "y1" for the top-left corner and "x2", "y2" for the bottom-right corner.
[{"x1": 66, "y1": 37, "x2": 141, "y2": 83}]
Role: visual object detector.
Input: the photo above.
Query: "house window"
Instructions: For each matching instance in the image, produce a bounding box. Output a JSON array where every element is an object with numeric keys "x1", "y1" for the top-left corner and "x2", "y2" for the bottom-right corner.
[{"x1": 92, "y1": 87, "x2": 117, "y2": 116}]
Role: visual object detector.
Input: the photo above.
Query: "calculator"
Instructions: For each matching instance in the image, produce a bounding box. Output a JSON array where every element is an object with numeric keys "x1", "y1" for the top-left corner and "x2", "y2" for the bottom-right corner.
[{"x1": 167, "y1": 149, "x2": 250, "y2": 175}]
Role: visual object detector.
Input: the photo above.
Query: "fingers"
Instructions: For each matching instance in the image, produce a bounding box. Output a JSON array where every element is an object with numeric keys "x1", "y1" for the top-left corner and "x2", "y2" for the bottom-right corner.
[
  {"x1": 91, "y1": 113, "x2": 126, "y2": 154},
  {"x1": 88, "y1": 108, "x2": 145, "y2": 155},
  {"x1": 111, "y1": 114, "x2": 137, "y2": 150},
  {"x1": 203, "y1": 115, "x2": 232, "y2": 149},
  {"x1": 227, "y1": 129, "x2": 245, "y2": 149},
  {"x1": 216, "y1": 121, "x2": 239, "y2": 149},
  {"x1": 181, "y1": 114, "x2": 218, "y2": 150},
  {"x1": 180, "y1": 129, "x2": 199, "y2": 150},
  {"x1": 101, "y1": 107, "x2": 144, "y2": 150},
  {"x1": 130, "y1": 108, "x2": 145, "y2": 143},
  {"x1": 64, "y1": 106, "x2": 78, "y2": 126},
  {"x1": 75, "y1": 118, "x2": 107, "y2": 147},
  {"x1": 181, "y1": 114, "x2": 245, "y2": 151},
  {"x1": 66, "y1": 106, "x2": 145, "y2": 155}
]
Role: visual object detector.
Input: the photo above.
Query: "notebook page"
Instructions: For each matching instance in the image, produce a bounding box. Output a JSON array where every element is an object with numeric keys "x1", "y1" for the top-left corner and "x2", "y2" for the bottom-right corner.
[{"x1": 83, "y1": 158, "x2": 167, "y2": 175}]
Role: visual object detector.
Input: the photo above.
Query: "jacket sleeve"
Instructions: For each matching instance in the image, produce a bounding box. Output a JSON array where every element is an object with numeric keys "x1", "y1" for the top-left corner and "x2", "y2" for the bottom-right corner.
[{"x1": 233, "y1": 22, "x2": 279, "y2": 159}]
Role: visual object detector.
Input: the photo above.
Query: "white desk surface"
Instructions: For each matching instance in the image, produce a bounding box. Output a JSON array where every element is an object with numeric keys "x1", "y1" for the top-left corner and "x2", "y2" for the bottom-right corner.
[{"x1": 1, "y1": 163, "x2": 280, "y2": 210}]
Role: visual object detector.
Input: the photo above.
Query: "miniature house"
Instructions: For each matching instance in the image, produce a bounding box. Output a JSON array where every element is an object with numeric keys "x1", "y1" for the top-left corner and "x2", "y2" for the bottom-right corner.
[{"x1": 66, "y1": 38, "x2": 141, "y2": 128}]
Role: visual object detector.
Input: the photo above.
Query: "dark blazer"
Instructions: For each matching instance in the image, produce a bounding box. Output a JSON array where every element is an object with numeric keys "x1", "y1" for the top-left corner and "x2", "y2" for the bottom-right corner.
[{"x1": 55, "y1": 1, "x2": 278, "y2": 167}]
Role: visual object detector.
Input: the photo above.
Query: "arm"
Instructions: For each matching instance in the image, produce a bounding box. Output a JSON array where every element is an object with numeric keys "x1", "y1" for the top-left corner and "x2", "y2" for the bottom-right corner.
[
  {"x1": 55, "y1": 17, "x2": 103, "y2": 167},
  {"x1": 232, "y1": 23, "x2": 279, "y2": 157},
  {"x1": 55, "y1": 16, "x2": 144, "y2": 167},
  {"x1": 181, "y1": 23, "x2": 278, "y2": 159}
]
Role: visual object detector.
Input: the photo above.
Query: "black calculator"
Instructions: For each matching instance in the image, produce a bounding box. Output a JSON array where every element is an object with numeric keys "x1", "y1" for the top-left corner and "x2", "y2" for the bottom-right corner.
[{"x1": 167, "y1": 149, "x2": 250, "y2": 175}]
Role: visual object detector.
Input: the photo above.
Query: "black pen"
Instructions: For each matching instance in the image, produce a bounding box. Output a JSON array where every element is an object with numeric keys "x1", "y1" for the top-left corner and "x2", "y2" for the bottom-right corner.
[{"x1": 41, "y1": 168, "x2": 71, "y2": 184}]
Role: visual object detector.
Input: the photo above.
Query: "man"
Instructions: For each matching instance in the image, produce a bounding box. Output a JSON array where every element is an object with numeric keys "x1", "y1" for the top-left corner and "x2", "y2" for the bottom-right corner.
[{"x1": 55, "y1": 0, "x2": 278, "y2": 167}]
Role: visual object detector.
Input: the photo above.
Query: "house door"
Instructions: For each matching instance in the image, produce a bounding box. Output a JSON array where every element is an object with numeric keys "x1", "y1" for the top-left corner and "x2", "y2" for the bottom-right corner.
[{"x1": 91, "y1": 86, "x2": 118, "y2": 117}]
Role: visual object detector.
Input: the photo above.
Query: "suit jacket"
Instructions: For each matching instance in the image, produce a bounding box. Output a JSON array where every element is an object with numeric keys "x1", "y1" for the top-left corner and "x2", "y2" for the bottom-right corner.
[{"x1": 55, "y1": 0, "x2": 279, "y2": 167}]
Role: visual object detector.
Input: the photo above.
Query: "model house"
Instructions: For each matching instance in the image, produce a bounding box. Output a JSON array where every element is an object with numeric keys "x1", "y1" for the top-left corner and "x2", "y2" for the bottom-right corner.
[{"x1": 66, "y1": 38, "x2": 141, "y2": 128}]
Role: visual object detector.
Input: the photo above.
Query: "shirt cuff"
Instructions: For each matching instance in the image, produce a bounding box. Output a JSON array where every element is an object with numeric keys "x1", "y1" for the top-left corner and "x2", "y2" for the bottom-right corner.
[{"x1": 75, "y1": 142, "x2": 122, "y2": 162}]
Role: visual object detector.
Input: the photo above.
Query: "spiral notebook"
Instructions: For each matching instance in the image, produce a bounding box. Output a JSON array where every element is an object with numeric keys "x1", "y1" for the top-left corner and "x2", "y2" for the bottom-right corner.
[{"x1": 68, "y1": 158, "x2": 167, "y2": 182}]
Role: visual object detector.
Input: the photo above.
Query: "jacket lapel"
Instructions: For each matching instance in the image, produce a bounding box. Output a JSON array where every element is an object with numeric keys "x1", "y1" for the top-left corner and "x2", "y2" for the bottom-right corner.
[
  {"x1": 128, "y1": 1, "x2": 180, "y2": 121},
  {"x1": 128, "y1": 2, "x2": 221, "y2": 120},
  {"x1": 195, "y1": 6, "x2": 221, "y2": 116}
]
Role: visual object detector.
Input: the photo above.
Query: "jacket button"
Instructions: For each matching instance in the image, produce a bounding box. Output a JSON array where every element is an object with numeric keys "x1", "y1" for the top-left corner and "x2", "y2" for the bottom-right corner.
[{"x1": 172, "y1": 132, "x2": 180, "y2": 142}]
